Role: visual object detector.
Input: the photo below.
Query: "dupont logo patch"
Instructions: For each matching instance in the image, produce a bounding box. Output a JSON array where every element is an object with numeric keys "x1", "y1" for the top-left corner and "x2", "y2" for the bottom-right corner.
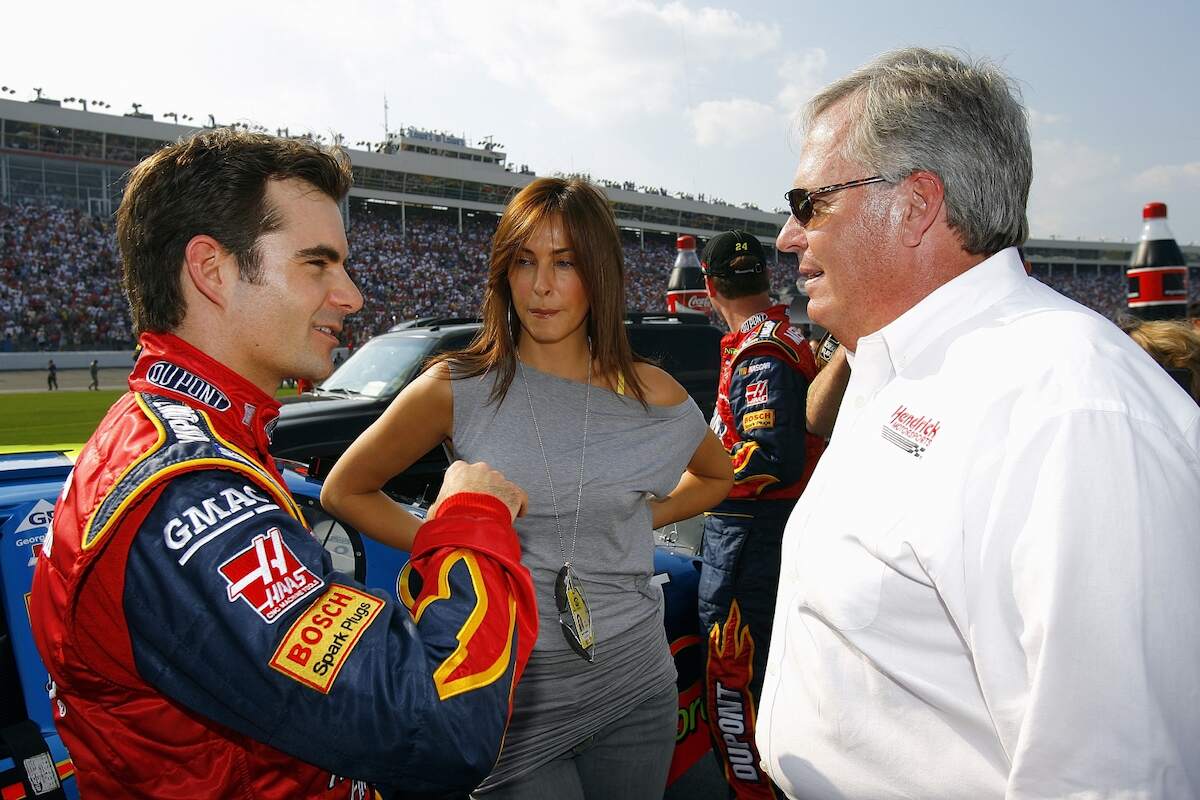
[
  {"x1": 146, "y1": 360, "x2": 231, "y2": 411},
  {"x1": 745, "y1": 380, "x2": 769, "y2": 406},
  {"x1": 742, "y1": 409, "x2": 775, "y2": 431},
  {"x1": 739, "y1": 311, "x2": 768, "y2": 333},
  {"x1": 219, "y1": 527, "x2": 323, "y2": 622},
  {"x1": 880, "y1": 404, "x2": 941, "y2": 459},
  {"x1": 270, "y1": 585, "x2": 384, "y2": 693}
]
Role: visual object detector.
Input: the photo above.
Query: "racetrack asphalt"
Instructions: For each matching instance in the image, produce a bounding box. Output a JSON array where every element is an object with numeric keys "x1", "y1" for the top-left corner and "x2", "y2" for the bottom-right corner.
[{"x1": 0, "y1": 368, "x2": 133, "y2": 393}]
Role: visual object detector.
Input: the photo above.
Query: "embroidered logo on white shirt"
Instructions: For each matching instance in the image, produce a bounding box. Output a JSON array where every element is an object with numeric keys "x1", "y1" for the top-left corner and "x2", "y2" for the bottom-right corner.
[{"x1": 881, "y1": 404, "x2": 941, "y2": 458}]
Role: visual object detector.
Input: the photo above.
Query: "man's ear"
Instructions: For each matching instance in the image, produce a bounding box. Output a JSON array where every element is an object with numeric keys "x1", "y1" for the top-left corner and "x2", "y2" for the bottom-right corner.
[
  {"x1": 182, "y1": 235, "x2": 234, "y2": 308},
  {"x1": 704, "y1": 275, "x2": 717, "y2": 299},
  {"x1": 898, "y1": 171, "x2": 944, "y2": 248}
]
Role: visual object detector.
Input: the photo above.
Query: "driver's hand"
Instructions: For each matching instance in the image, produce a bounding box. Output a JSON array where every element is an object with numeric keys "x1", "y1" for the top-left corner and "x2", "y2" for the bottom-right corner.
[{"x1": 428, "y1": 460, "x2": 527, "y2": 523}]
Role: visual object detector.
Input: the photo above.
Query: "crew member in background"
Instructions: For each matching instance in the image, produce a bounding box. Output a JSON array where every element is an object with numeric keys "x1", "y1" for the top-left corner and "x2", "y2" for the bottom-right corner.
[
  {"x1": 696, "y1": 230, "x2": 825, "y2": 799},
  {"x1": 30, "y1": 128, "x2": 538, "y2": 799}
]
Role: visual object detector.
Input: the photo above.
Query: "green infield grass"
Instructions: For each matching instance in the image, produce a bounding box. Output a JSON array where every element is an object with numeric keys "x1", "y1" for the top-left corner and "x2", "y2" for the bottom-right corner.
[
  {"x1": 1, "y1": 386, "x2": 297, "y2": 451},
  {"x1": 0, "y1": 390, "x2": 125, "y2": 449}
]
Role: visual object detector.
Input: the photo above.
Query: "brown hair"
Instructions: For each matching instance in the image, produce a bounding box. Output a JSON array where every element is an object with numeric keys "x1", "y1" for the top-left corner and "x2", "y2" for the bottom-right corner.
[
  {"x1": 431, "y1": 177, "x2": 648, "y2": 405},
  {"x1": 1120, "y1": 317, "x2": 1200, "y2": 402},
  {"x1": 117, "y1": 128, "x2": 353, "y2": 334},
  {"x1": 710, "y1": 255, "x2": 770, "y2": 299}
]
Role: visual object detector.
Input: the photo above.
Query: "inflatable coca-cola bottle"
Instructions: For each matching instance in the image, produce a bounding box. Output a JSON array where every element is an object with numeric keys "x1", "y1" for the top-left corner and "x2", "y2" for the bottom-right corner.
[
  {"x1": 666, "y1": 235, "x2": 709, "y2": 314},
  {"x1": 1127, "y1": 202, "x2": 1188, "y2": 320}
]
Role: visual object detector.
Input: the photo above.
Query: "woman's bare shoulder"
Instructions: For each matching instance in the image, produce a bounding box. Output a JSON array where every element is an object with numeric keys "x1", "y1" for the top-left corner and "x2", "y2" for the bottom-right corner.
[{"x1": 632, "y1": 361, "x2": 688, "y2": 406}]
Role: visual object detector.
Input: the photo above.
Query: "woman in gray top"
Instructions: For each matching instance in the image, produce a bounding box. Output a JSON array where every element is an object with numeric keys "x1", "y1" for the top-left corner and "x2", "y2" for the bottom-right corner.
[{"x1": 323, "y1": 177, "x2": 732, "y2": 798}]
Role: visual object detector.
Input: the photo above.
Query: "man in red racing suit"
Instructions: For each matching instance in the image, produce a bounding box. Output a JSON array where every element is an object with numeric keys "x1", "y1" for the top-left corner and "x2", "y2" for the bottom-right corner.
[
  {"x1": 30, "y1": 129, "x2": 537, "y2": 799},
  {"x1": 698, "y1": 231, "x2": 825, "y2": 799}
]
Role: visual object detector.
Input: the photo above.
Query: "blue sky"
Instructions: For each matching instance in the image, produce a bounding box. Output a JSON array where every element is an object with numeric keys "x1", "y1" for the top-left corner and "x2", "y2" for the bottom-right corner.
[{"x1": 5, "y1": 0, "x2": 1198, "y2": 243}]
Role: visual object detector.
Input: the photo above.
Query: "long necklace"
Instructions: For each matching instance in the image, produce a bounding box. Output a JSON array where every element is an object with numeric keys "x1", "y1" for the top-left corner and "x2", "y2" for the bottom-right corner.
[{"x1": 518, "y1": 354, "x2": 596, "y2": 662}]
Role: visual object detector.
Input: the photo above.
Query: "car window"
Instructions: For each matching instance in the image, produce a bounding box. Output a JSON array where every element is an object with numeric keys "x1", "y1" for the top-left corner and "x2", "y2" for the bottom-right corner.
[
  {"x1": 321, "y1": 336, "x2": 436, "y2": 398},
  {"x1": 629, "y1": 325, "x2": 721, "y2": 373}
]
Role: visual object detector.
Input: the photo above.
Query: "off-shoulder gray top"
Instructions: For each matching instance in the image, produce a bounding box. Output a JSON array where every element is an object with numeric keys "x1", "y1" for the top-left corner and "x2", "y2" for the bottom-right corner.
[{"x1": 450, "y1": 362, "x2": 707, "y2": 791}]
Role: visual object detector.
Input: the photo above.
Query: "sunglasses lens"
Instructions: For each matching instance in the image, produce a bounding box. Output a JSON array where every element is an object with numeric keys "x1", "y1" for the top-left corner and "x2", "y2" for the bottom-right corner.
[
  {"x1": 559, "y1": 616, "x2": 594, "y2": 661},
  {"x1": 785, "y1": 189, "x2": 812, "y2": 225}
]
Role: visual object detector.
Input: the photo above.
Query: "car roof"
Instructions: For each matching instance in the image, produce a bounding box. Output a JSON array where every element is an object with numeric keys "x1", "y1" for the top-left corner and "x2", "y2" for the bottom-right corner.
[{"x1": 385, "y1": 312, "x2": 718, "y2": 336}]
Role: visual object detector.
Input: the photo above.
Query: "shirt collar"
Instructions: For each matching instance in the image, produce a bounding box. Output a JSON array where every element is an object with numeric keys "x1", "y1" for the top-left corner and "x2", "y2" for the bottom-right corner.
[
  {"x1": 858, "y1": 247, "x2": 1028, "y2": 375},
  {"x1": 129, "y1": 332, "x2": 282, "y2": 459}
]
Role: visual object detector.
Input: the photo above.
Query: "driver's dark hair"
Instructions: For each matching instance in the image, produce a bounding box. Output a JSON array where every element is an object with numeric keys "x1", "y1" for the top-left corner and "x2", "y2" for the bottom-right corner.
[
  {"x1": 710, "y1": 256, "x2": 770, "y2": 299},
  {"x1": 117, "y1": 127, "x2": 352, "y2": 334}
]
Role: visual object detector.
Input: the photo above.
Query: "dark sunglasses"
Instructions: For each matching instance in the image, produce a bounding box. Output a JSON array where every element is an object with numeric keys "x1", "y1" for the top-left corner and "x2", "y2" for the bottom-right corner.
[
  {"x1": 554, "y1": 566, "x2": 595, "y2": 662},
  {"x1": 784, "y1": 176, "x2": 886, "y2": 225}
]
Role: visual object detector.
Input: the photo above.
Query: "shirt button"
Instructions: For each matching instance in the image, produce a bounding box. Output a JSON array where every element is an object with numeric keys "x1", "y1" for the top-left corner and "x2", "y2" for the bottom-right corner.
[
  {"x1": 760, "y1": 761, "x2": 768, "y2": 772},
  {"x1": 854, "y1": 396, "x2": 866, "y2": 409}
]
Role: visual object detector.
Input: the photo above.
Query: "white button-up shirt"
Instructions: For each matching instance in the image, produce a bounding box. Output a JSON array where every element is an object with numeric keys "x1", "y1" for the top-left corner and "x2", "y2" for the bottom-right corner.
[{"x1": 758, "y1": 248, "x2": 1200, "y2": 799}]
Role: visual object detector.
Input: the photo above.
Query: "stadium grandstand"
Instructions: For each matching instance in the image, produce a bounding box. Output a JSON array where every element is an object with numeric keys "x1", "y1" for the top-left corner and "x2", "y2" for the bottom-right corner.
[{"x1": 1, "y1": 94, "x2": 1198, "y2": 353}]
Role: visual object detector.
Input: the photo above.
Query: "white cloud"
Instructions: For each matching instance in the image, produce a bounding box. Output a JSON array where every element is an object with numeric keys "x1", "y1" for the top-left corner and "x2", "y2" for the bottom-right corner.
[
  {"x1": 660, "y1": 2, "x2": 781, "y2": 58},
  {"x1": 1129, "y1": 162, "x2": 1200, "y2": 192},
  {"x1": 1032, "y1": 137, "x2": 1121, "y2": 191},
  {"x1": 689, "y1": 98, "x2": 778, "y2": 147},
  {"x1": 423, "y1": 0, "x2": 780, "y2": 123},
  {"x1": 1027, "y1": 108, "x2": 1066, "y2": 128},
  {"x1": 776, "y1": 49, "x2": 829, "y2": 114},
  {"x1": 1026, "y1": 137, "x2": 1122, "y2": 237}
]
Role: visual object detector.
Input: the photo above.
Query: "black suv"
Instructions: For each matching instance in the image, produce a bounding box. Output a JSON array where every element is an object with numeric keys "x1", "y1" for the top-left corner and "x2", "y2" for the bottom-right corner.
[{"x1": 270, "y1": 313, "x2": 723, "y2": 500}]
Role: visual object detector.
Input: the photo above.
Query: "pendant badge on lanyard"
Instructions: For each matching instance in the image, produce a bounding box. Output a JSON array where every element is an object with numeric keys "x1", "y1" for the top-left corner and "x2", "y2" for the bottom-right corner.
[{"x1": 555, "y1": 564, "x2": 595, "y2": 662}]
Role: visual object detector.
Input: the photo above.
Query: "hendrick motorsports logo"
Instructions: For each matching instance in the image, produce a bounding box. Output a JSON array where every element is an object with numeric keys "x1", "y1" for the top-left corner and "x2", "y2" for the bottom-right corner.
[
  {"x1": 881, "y1": 404, "x2": 941, "y2": 459},
  {"x1": 219, "y1": 527, "x2": 323, "y2": 622}
]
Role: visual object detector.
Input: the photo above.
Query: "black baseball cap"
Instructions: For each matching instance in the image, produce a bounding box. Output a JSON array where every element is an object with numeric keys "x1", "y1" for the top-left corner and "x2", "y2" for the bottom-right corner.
[{"x1": 701, "y1": 230, "x2": 766, "y2": 278}]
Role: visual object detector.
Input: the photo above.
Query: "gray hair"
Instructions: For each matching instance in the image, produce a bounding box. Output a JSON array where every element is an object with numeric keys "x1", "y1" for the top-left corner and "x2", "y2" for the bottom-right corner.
[{"x1": 806, "y1": 47, "x2": 1031, "y2": 255}]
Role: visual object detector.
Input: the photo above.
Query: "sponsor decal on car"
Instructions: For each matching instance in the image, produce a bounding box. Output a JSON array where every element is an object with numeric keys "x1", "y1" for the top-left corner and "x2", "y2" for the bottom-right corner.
[
  {"x1": 16, "y1": 498, "x2": 55, "y2": 534},
  {"x1": 24, "y1": 540, "x2": 44, "y2": 568},
  {"x1": 219, "y1": 527, "x2": 323, "y2": 622},
  {"x1": 744, "y1": 380, "x2": 769, "y2": 406},
  {"x1": 742, "y1": 409, "x2": 775, "y2": 431},
  {"x1": 146, "y1": 360, "x2": 232, "y2": 410},
  {"x1": 270, "y1": 585, "x2": 384, "y2": 693}
]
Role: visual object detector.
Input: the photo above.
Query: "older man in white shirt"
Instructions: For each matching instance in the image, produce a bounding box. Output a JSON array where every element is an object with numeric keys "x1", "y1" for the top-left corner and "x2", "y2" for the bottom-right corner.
[{"x1": 759, "y1": 47, "x2": 1200, "y2": 799}]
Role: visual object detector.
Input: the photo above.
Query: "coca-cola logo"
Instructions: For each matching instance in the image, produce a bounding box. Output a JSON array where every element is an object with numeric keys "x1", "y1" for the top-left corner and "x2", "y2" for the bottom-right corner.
[{"x1": 666, "y1": 290, "x2": 710, "y2": 313}]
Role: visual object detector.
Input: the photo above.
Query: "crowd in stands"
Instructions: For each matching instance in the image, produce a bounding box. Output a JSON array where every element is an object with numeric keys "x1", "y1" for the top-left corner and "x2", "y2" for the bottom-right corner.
[
  {"x1": 2, "y1": 200, "x2": 1198, "y2": 353},
  {"x1": 1032, "y1": 271, "x2": 1128, "y2": 319},
  {"x1": 1, "y1": 202, "x2": 131, "y2": 352}
]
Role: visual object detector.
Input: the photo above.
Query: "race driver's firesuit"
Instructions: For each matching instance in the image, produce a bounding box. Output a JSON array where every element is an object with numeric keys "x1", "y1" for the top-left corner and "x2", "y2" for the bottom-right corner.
[
  {"x1": 699, "y1": 304, "x2": 824, "y2": 799},
  {"x1": 30, "y1": 332, "x2": 538, "y2": 799}
]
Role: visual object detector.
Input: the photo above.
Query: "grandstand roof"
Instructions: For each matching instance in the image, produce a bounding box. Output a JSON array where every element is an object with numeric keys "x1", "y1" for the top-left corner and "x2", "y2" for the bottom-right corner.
[{"x1": 0, "y1": 97, "x2": 786, "y2": 244}]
